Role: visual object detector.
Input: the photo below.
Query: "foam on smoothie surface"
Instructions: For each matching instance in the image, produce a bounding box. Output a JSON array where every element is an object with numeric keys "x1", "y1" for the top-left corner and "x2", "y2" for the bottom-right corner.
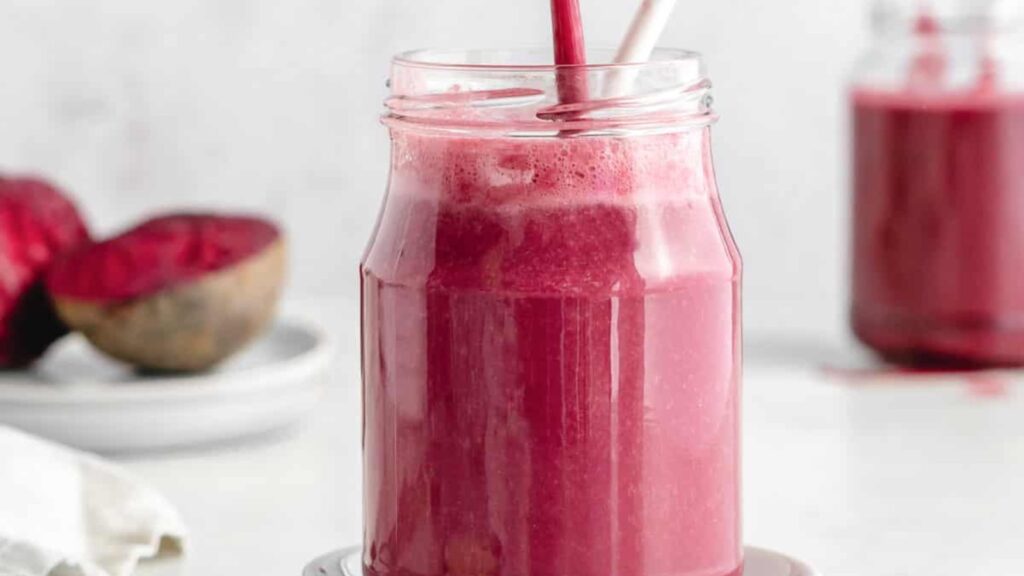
[{"x1": 391, "y1": 132, "x2": 711, "y2": 206}]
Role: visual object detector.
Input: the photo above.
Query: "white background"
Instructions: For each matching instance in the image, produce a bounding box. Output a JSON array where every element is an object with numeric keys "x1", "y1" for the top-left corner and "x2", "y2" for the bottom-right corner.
[{"x1": 0, "y1": 0, "x2": 868, "y2": 340}]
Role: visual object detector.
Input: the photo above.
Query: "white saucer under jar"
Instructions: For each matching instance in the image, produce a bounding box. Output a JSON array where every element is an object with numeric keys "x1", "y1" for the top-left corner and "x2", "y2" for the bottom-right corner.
[{"x1": 302, "y1": 547, "x2": 821, "y2": 576}]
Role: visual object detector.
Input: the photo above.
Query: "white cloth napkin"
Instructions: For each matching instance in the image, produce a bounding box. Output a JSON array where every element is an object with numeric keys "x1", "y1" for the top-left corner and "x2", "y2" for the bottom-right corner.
[{"x1": 0, "y1": 426, "x2": 186, "y2": 576}]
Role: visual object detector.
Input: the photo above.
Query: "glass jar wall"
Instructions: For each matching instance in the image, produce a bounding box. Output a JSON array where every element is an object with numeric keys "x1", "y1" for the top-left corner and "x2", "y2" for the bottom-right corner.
[{"x1": 361, "y1": 49, "x2": 743, "y2": 576}]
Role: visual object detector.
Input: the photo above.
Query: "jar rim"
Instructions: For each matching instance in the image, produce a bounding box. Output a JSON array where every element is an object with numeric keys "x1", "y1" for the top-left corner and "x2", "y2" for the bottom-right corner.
[
  {"x1": 385, "y1": 47, "x2": 715, "y2": 137},
  {"x1": 392, "y1": 47, "x2": 705, "y2": 73},
  {"x1": 871, "y1": 0, "x2": 1024, "y2": 33}
]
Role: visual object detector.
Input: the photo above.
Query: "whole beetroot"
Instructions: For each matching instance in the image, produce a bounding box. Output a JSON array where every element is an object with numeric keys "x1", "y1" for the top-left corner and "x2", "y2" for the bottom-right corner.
[
  {"x1": 46, "y1": 213, "x2": 286, "y2": 372},
  {"x1": 0, "y1": 176, "x2": 91, "y2": 367}
]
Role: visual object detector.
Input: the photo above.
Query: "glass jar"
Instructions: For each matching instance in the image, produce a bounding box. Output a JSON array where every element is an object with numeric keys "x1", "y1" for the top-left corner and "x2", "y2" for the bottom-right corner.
[
  {"x1": 361, "y1": 49, "x2": 742, "y2": 576},
  {"x1": 851, "y1": 0, "x2": 1024, "y2": 365}
]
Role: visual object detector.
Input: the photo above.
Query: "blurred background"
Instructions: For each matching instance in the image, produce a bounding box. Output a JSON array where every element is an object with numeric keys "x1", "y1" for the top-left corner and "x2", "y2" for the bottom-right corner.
[{"x1": 0, "y1": 0, "x2": 866, "y2": 342}]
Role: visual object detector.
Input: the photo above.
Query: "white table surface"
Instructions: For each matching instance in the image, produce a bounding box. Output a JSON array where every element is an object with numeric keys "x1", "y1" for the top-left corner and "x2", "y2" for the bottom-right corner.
[{"x1": 121, "y1": 298, "x2": 1024, "y2": 576}]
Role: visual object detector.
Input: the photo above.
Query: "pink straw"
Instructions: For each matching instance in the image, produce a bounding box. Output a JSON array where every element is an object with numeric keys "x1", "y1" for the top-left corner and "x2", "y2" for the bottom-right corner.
[{"x1": 550, "y1": 0, "x2": 589, "y2": 104}]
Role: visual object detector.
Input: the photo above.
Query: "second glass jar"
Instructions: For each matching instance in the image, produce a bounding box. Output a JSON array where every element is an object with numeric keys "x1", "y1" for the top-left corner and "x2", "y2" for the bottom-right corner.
[{"x1": 852, "y1": 0, "x2": 1024, "y2": 365}]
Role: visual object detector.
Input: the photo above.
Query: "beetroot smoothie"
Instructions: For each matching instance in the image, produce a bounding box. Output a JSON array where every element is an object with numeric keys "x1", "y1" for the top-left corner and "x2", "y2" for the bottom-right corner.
[
  {"x1": 362, "y1": 49, "x2": 741, "y2": 576},
  {"x1": 852, "y1": 90, "x2": 1024, "y2": 364}
]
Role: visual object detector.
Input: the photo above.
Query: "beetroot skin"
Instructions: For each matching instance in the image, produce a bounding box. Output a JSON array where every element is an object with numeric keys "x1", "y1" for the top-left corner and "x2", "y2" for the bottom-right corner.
[
  {"x1": 47, "y1": 213, "x2": 286, "y2": 372},
  {"x1": 0, "y1": 176, "x2": 91, "y2": 367}
]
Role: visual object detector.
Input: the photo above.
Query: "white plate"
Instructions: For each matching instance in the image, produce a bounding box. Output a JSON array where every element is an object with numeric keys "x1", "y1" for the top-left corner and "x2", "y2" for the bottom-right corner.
[{"x1": 0, "y1": 319, "x2": 332, "y2": 453}]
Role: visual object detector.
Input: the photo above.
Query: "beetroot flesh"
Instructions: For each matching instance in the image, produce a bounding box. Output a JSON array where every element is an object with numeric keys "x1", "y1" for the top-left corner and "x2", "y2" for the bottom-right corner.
[
  {"x1": 47, "y1": 213, "x2": 280, "y2": 303},
  {"x1": 0, "y1": 176, "x2": 91, "y2": 367}
]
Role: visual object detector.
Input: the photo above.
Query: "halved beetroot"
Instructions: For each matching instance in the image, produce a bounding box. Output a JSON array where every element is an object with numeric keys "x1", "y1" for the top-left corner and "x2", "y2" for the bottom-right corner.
[
  {"x1": 0, "y1": 176, "x2": 91, "y2": 368},
  {"x1": 46, "y1": 213, "x2": 286, "y2": 372}
]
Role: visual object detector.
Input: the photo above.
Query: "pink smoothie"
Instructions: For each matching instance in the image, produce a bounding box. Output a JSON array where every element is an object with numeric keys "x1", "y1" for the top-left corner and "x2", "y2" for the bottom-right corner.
[
  {"x1": 362, "y1": 129, "x2": 742, "y2": 576},
  {"x1": 852, "y1": 89, "x2": 1024, "y2": 364}
]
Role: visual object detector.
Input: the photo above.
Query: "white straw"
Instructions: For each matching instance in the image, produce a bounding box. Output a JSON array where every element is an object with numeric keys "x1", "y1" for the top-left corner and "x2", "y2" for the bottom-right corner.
[
  {"x1": 606, "y1": 0, "x2": 679, "y2": 97},
  {"x1": 615, "y1": 0, "x2": 678, "y2": 63}
]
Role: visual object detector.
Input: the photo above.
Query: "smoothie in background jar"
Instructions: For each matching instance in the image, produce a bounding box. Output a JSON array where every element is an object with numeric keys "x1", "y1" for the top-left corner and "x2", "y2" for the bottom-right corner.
[
  {"x1": 362, "y1": 50, "x2": 742, "y2": 576},
  {"x1": 851, "y1": 0, "x2": 1024, "y2": 365}
]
